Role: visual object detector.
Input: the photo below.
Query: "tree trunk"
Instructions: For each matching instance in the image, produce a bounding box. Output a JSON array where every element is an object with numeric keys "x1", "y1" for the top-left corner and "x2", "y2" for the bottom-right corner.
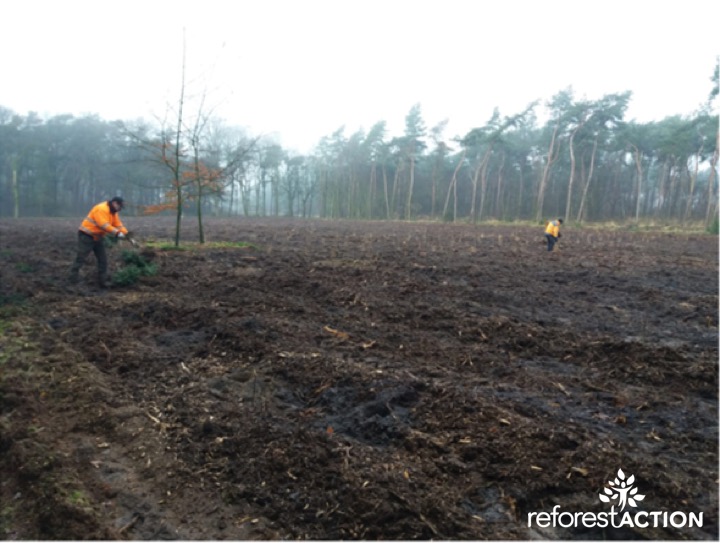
[
  {"x1": 197, "y1": 182, "x2": 205, "y2": 243},
  {"x1": 665, "y1": 158, "x2": 680, "y2": 219},
  {"x1": 631, "y1": 145, "x2": 644, "y2": 223},
  {"x1": 576, "y1": 136, "x2": 598, "y2": 223},
  {"x1": 654, "y1": 160, "x2": 669, "y2": 217},
  {"x1": 517, "y1": 167, "x2": 525, "y2": 219},
  {"x1": 469, "y1": 161, "x2": 481, "y2": 222},
  {"x1": 430, "y1": 156, "x2": 439, "y2": 219},
  {"x1": 684, "y1": 144, "x2": 704, "y2": 224},
  {"x1": 405, "y1": 153, "x2": 415, "y2": 220},
  {"x1": 173, "y1": 30, "x2": 187, "y2": 247},
  {"x1": 443, "y1": 149, "x2": 466, "y2": 222},
  {"x1": 495, "y1": 151, "x2": 506, "y2": 219},
  {"x1": 349, "y1": 165, "x2": 358, "y2": 219},
  {"x1": 453, "y1": 170, "x2": 458, "y2": 221},
  {"x1": 368, "y1": 162, "x2": 376, "y2": 219},
  {"x1": 11, "y1": 157, "x2": 19, "y2": 218},
  {"x1": 228, "y1": 175, "x2": 236, "y2": 215},
  {"x1": 390, "y1": 162, "x2": 403, "y2": 219},
  {"x1": 382, "y1": 163, "x2": 391, "y2": 220},
  {"x1": 260, "y1": 175, "x2": 267, "y2": 216},
  {"x1": 478, "y1": 151, "x2": 491, "y2": 222},
  {"x1": 705, "y1": 143, "x2": 718, "y2": 227},
  {"x1": 535, "y1": 123, "x2": 560, "y2": 222},
  {"x1": 469, "y1": 146, "x2": 493, "y2": 223},
  {"x1": 272, "y1": 171, "x2": 280, "y2": 216},
  {"x1": 564, "y1": 127, "x2": 580, "y2": 221}
]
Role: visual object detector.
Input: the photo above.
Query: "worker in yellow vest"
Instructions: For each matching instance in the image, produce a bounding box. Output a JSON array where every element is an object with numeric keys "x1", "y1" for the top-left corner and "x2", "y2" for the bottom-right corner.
[
  {"x1": 544, "y1": 218, "x2": 563, "y2": 252},
  {"x1": 69, "y1": 197, "x2": 129, "y2": 287}
]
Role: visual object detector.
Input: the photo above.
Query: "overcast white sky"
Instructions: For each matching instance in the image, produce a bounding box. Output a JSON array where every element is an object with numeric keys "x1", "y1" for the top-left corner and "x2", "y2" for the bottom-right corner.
[{"x1": 2, "y1": 0, "x2": 718, "y2": 153}]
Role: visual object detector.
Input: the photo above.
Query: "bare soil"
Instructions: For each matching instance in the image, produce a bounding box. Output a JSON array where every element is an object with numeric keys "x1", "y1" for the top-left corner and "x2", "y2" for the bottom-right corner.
[{"x1": 0, "y1": 217, "x2": 717, "y2": 540}]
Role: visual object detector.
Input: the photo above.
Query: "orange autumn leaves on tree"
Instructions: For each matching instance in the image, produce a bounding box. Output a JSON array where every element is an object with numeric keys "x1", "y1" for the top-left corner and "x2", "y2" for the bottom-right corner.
[
  {"x1": 186, "y1": 161, "x2": 224, "y2": 193},
  {"x1": 142, "y1": 198, "x2": 177, "y2": 215},
  {"x1": 141, "y1": 159, "x2": 224, "y2": 216}
]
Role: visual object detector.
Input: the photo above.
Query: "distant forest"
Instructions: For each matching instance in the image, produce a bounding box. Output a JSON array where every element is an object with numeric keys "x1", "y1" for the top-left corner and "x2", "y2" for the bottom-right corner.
[{"x1": 0, "y1": 75, "x2": 717, "y2": 231}]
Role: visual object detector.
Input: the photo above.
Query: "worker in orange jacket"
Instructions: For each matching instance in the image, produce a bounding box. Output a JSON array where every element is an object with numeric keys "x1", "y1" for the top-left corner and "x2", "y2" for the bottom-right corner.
[
  {"x1": 69, "y1": 197, "x2": 129, "y2": 287},
  {"x1": 544, "y1": 218, "x2": 563, "y2": 252}
]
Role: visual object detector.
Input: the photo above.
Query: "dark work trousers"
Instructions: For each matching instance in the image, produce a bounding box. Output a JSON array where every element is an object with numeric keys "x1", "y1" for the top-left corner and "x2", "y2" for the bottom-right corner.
[
  {"x1": 545, "y1": 233, "x2": 557, "y2": 252},
  {"x1": 71, "y1": 231, "x2": 108, "y2": 280}
]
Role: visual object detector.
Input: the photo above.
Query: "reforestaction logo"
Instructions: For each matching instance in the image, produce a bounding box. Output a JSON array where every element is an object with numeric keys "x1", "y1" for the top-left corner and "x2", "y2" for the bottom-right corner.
[{"x1": 527, "y1": 469, "x2": 704, "y2": 530}]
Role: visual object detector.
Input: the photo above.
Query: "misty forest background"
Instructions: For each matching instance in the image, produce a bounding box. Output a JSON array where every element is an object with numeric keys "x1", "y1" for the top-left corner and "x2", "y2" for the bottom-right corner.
[{"x1": 1, "y1": 62, "x2": 718, "y2": 240}]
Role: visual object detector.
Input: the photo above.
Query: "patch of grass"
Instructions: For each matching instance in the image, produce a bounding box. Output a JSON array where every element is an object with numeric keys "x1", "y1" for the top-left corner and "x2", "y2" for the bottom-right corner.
[
  {"x1": 204, "y1": 240, "x2": 258, "y2": 249},
  {"x1": 441, "y1": 217, "x2": 712, "y2": 234},
  {"x1": 0, "y1": 504, "x2": 16, "y2": 536},
  {"x1": 144, "y1": 240, "x2": 259, "y2": 251},
  {"x1": 151, "y1": 242, "x2": 188, "y2": 251},
  {"x1": 0, "y1": 329, "x2": 31, "y2": 366},
  {"x1": 707, "y1": 216, "x2": 719, "y2": 235},
  {"x1": 0, "y1": 293, "x2": 26, "y2": 307},
  {"x1": 15, "y1": 263, "x2": 33, "y2": 273},
  {"x1": 68, "y1": 490, "x2": 89, "y2": 507},
  {"x1": 587, "y1": 220, "x2": 710, "y2": 234},
  {"x1": 0, "y1": 294, "x2": 27, "y2": 320}
]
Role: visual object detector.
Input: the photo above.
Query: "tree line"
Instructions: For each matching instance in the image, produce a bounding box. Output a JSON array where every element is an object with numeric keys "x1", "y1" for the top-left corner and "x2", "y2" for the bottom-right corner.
[{"x1": 1, "y1": 73, "x2": 717, "y2": 238}]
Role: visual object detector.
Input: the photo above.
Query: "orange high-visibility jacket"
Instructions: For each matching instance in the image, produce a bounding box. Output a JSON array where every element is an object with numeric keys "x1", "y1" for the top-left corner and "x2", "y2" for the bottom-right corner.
[
  {"x1": 79, "y1": 201, "x2": 128, "y2": 240},
  {"x1": 545, "y1": 220, "x2": 560, "y2": 238}
]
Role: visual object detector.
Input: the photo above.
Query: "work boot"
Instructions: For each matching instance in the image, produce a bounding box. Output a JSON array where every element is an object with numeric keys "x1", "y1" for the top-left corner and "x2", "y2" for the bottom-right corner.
[{"x1": 98, "y1": 275, "x2": 109, "y2": 289}]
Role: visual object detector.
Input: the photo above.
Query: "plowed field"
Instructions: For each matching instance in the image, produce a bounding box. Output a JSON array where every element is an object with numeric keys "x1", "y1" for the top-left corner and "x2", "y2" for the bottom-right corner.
[{"x1": 1, "y1": 217, "x2": 717, "y2": 539}]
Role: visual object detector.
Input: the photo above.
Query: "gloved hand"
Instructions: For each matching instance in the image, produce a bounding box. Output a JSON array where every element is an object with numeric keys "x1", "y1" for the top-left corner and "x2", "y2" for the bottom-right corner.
[{"x1": 117, "y1": 232, "x2": 126, "y2": 239}]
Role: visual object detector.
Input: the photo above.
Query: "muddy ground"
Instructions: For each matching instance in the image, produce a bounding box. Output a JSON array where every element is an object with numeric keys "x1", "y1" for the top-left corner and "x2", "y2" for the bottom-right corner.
[{"x1": 0, "y1": 217, "x2": 717, "y2": 540}]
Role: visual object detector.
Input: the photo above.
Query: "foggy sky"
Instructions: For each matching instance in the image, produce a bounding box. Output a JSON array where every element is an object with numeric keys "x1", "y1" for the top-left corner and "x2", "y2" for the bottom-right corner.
[{"x1": 2, "y1": 0, "x2": 718, "y2": 153}]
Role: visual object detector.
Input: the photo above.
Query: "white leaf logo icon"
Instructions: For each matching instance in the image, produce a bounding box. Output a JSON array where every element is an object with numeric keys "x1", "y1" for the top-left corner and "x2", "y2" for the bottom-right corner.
[{"x1": 598, "y1": 469, "x2": 645, "y2": 510}]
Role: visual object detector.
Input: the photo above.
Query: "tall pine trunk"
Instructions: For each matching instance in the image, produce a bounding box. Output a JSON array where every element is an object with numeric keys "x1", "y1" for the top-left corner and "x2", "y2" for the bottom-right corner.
[
  {"x1": 576, "y1": 136, "x2": 598, "y2": 223},
  {"x1": 535, "y1": 123, "x2": 560, "y2": 222}
]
